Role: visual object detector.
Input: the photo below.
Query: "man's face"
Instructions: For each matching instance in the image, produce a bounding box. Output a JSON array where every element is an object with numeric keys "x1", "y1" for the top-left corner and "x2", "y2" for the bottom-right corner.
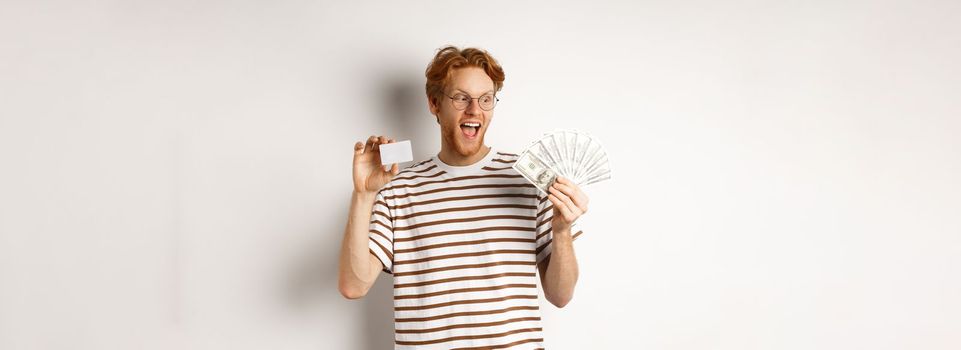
[{"x1": 429, "y1": 67, "x2": 496, "y2": 158}]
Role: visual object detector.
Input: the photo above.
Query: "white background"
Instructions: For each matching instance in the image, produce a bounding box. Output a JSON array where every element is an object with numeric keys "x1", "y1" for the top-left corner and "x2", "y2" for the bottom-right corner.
[{"x1": 1, "y1": 0, "x2": 959, "y2": 349}]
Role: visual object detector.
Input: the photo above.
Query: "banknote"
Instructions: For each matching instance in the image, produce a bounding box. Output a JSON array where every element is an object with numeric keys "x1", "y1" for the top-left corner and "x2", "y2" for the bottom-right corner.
[
  {"x1": 514, "y1": 129, "x2": 612, "y2": 190},
  {"x1": 512, "y1": 151, "x2": 558, "y2": 194}
]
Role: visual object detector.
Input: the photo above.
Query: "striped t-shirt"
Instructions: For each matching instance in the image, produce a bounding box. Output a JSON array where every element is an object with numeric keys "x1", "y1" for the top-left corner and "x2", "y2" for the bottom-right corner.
[{"x1": 368, "y1": 148, "x2": 583, "y2": 349}]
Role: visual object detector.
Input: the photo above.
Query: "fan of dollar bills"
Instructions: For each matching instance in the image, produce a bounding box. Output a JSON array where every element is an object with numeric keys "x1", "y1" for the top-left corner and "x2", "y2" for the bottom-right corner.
[{"x1": 512, "y1": 129, "x2": 612, "y2": 194}]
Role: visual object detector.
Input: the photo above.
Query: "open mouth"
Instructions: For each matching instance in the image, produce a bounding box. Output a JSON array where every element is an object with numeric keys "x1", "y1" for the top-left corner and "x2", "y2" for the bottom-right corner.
[{"x1": 459, "y1": 121, "x2": 482, "y2": 139}]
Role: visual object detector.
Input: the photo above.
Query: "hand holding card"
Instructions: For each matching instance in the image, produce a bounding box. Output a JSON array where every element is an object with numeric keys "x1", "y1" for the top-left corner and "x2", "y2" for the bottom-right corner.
[{"x1": 353, "y1": 135, "x2": 403, "y2": 194}]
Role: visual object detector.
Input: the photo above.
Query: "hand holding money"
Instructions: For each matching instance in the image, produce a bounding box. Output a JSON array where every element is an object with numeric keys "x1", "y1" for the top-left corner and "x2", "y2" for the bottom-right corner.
[
  {"x1": 547, "y1": 176, "x2": 589, "y2": 233},
  {"x1": 352, "y1": 135, "x2": 400, "y2": 194}
]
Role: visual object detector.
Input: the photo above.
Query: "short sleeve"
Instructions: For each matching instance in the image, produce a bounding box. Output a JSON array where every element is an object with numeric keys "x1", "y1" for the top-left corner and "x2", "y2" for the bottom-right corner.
[
  {"x1": 367, "y1": 191, "x2": 394, "y2": 273},
  {"x1": 534, "y1": 191, "x2": 584, "y2": 264}
]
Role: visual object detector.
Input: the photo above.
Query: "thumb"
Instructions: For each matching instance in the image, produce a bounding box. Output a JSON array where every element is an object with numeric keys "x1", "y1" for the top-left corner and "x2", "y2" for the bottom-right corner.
[{"x1": 391, "y1": 163, "x2": 400, "y2": 175}]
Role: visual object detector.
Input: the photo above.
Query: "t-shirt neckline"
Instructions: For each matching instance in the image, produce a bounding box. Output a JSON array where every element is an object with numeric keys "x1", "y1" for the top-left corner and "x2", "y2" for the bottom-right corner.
[{"x1": 431, "y1": 146, "x2": 496, "y2": 175}]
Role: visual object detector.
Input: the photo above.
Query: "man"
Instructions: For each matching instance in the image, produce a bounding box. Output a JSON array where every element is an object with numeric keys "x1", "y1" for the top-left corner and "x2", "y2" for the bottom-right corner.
[{"x1": 337, "y1": 46, "x2": 588, "y2": 349}]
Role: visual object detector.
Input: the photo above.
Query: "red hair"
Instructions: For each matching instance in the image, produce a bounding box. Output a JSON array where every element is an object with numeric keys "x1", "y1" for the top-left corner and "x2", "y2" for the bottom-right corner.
[{"x1": 425, "y1": 46, "x2": 505, "y2": 105}]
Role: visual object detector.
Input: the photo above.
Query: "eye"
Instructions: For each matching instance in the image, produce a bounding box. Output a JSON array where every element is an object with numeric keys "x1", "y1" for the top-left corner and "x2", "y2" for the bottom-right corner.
[
  {"x1": 480, "y1": 95, "x2": 494, "y2": 103},
  {"x1": 453, "y1": 94, "x2": 470, "y2": 102}
]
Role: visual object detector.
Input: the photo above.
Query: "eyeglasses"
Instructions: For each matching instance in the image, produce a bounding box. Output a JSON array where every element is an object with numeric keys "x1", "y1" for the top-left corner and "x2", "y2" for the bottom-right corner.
[{"x1": 442, "y1": 92, "x2": 499, "y2": 111}]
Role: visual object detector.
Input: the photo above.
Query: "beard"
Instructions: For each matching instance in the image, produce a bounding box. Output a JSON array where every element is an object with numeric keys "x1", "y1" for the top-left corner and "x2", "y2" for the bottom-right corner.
[{"x1": 441, "y1": 121, "x2": 486, "y2": 157}]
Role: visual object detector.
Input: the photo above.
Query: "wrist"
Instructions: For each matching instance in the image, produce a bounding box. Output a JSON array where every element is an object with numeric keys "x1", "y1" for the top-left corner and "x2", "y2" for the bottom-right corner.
[
  {"x1": 352, "y1": 190, "x2": 378, "y2": 204},
  {"x1": 551, "y1": 219, "x2": 572, "y2": 234},
  {"x1": 552, "y1": 228, "x2": 574, "y2": 248}
]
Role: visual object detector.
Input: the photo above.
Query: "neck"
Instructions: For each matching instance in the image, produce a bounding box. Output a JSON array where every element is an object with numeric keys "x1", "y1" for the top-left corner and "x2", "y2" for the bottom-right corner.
[{"x1": 438, "y1": 144, "x2": 491, "y2": 166}]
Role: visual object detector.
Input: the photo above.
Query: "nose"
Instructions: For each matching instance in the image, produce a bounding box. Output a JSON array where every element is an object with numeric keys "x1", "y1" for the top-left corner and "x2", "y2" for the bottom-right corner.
[{"x1": 465, "y1": 98, "x2": 482, "y2": 115}]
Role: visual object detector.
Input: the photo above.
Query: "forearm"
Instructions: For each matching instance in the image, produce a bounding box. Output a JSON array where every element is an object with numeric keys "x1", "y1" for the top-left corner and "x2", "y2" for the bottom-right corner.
[
  {"x1": 337, "y1": 190, "x2": 379, "y2": 298},
  {"x1": 543, "y1": 227, "x2": 579, "y2": 307}
]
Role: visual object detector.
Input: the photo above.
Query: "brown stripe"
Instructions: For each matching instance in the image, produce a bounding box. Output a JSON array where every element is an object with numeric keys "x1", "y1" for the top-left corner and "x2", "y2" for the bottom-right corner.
[
  {"x1": 395, "y1": 327, "x2": 541, "y2": 346},
  {"x1": 395, "y1": 305, "x2": 539, "y2": 323},
  {"x1": 395, "y1": 294, "x2": 538, "y2": 311},
  {"x1": 394, "y1": 261, "x2": 535, "y2": 277},
  {"x1": 368, "y1": 248, "x2": 392, "y2": 274},
  {"x1": 535, "y1": 240, "x2": 549, "y2": 255},
  {"x1": 491, "y1": 158, "x2": 516, "y2": 164},
  {"x1": 394, "y1": 214, "x2": 534, "y2": 231},
  {"x1": 394, "y1": 203, "x2": 536, "y2": 221},
  {"x1": 396, "y1": 225, "x2": 534, "y2": 243},
  {"x1": 370, "y1": 219, "x2": 390, "y2": 230},
  {"x1": 389, "y1": 193, "x2": 538, "y2": 210},
  {"x1": 536, "y1": 205, "x2": 553, "y2": 218},
  {"x1": 394, "y1": 249, "x2": 535, "y2": 265},
  {"x1": 394, "y1": 272, "x2": 535, "y2": 289},
  {"x1": 384, "y1": 183, "x2": 532, "y2": 200},
  {"x1": 385, "y1": 173, "x2": 524, "y2": 191},
  {"x1": 395, "y1": 237, "x2": 534, "y2": 254},
  {"x1": 394, "y1": 283, "x2": 537, "y2": 300},
  {"x1": 453, "y1": 337, "x2": 544, "y2": 350},
  {"x1": 535, "y1": 218, "x2": 550, "y2": 230},
  {"x1": 496, "y1": 152, "x2": 518, "y2": 157},
  {"x1": 410, "y1": 159, "x2": 432, "y2": 167},
  {"x1": 396, "y1": 316, "x2": 540, "y2": 334},
  {"x1": 393, "y1": 165, "x2": 436, "y2": 179},
  {"x1": 393, "y1": 170, "x2": 446, "y2": 181},
  {"x1": 482, "y1": 166, "x2": 514, "y2": 171},
  {"x1": 396, "y1": 161, "x2": 435, "y2": 174},
  {"x1": 371, "y1": 238, "x2": 394, "y2": 262},
  {"x1": 369, "y1": 229, "x2": 391, "y2": 243},
  {"x1": 372, "y1": 210, "x2": 390, "y2": 220},
  {"x1": 535, "y1": 228, "x2": 551, "y2": 240},
  {"x1": 539, "y1": 195, "x2": 549, "y2": 204}
]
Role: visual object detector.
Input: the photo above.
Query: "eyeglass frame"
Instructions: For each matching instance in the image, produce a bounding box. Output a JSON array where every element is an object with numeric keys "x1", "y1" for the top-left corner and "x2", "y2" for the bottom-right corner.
[{"x1": 441, "y1": 91, "x2": 500, "y2": 111}]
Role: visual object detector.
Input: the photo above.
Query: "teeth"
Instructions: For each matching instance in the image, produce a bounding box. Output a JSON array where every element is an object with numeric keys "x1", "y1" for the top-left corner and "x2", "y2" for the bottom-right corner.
[{"x1": 462, "y1": 122, "x2": 481, "y2": 128}]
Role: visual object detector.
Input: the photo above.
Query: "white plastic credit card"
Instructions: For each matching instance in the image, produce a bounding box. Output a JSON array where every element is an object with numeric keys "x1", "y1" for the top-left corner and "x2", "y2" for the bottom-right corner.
[{"x1": 379, "y1": 140, "x2": 413, "y2": 165}]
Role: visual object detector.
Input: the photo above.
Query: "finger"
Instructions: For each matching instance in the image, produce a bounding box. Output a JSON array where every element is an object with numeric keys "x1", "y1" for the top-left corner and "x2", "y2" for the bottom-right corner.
[
  {"x1": 354, "y1": 141, "x2": 364, "y2": 155},
  {"x1": 548, "y1": 192, "x2": 573, "y2": 219},
  {"x1": 364, "y1": 135, "x2": 378, "y2": 153},
  {"x1": 560, "y1": 192, "x2": 581, "y2": 218},
  {"x1": 547, "y1": 192, "x2": 565, "y2": 213},
  {"x1": 382, "y1": 160, "x2": 397, "y2": 173},
  {"x1": 552, "y1": 181, "x2": 576, "y2": 198},
  {"x1": 390, "y1": 163, "x2": 399, "y2": 175},
  {"x1": 548, "y1": 187, "x2": 570, "y2": 213},
  {"x1": 550, "y1": 186, "x2": 581, "y2": 218},
  {"x1": 373, "y1": 135, "x2": 391, "y2": 155},
  {"x1": 552, "y1": 182, "x2": 587, "y2": 211}
]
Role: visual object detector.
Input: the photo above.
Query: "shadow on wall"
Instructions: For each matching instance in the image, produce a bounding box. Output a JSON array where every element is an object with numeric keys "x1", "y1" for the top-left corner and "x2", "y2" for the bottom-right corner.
[
  {"x1": 378, "y1": 70, "x2": 437, "y2": 161},
  {"x1": 362, "y1": 273, "x2": 395, "y2": 349},
  {"x1": 283, "y1": 71, "x2": 435, "y2": 349},
  {"x1": 359, "y1": 70, "x2": 439, "y2": 349},
  {"x1": 282, "y1": 203, "x2": 393, "y2": 349}
]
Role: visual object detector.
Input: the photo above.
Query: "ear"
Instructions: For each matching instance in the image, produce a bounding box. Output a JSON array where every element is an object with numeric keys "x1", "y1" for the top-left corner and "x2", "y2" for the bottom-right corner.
[{"x1": 427, "y1": 94, "x2": 440, "y2": 124}]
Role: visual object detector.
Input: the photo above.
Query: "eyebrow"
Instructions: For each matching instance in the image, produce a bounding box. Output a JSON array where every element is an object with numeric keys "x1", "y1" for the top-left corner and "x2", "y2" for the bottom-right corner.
[{"x1": 453, "y1": 88, "x2": 495, "y2": 95}]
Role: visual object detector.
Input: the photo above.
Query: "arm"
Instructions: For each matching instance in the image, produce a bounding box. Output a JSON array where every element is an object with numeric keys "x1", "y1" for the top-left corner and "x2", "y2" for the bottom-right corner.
[
  {"x1": 538, "y1": 176, "x2": 588, "y2": 308},
  {"x1": 337, "y1": 135, "x2": 399, "y2": 299}
]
